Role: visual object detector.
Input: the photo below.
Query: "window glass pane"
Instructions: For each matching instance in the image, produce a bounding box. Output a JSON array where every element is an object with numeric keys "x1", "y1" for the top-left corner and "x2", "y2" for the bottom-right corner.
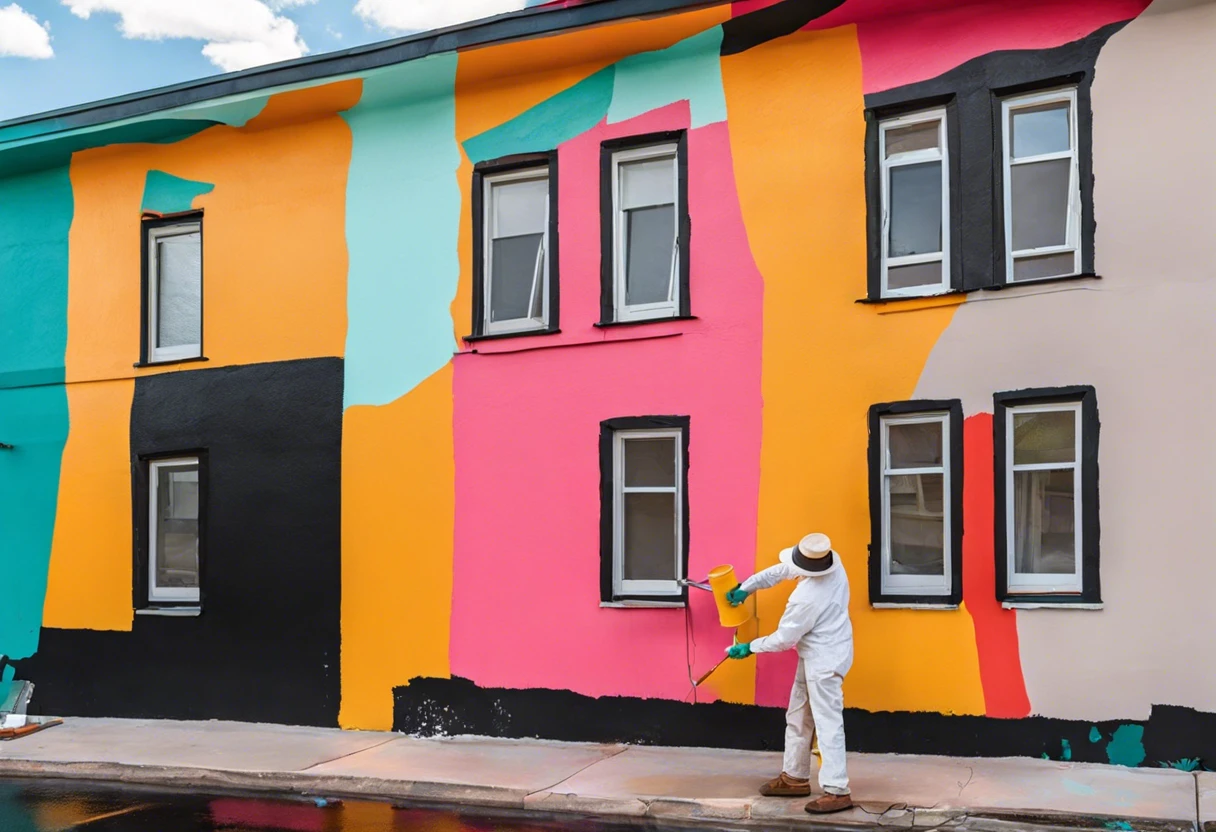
[
  {"x1": 1013, "y1": 410, "x2": 1076, "y2": 465},
  {"x1": 888, "y1": 473, "x2": 945, "y2": 576},
  {"x1": 888, "y1": 161, "x2": 942, "y2": 258},
  {"x1": 1013, "y1": 468, "x2": 1075, "y2": 574},
  {"x1": 156, "y1": 232, "x2": 201, "y2": 349},
  {"x1": 156, "y1": 464, "x2": 200, "y2": 590},
  {"x1": 489, "y1": 234, "x2": 543, "y2": 322},
  {"x1": 1013, "y1": 252, "x2": 1076, "y2": 281},
  {"x1": 884, "y1": 120, "x2": 940, "y2": 157},
  {"x1": 621, "y1": 156, "x2": 675, "y2": 209},
  {"x1": 887, "y1": 261, "x2": 944, "y2": 291},
  {"x1": 492, "y1": 177, "x2": 547, "y2": 238},
  {"x1": 625, "y1": 205, "x2": 676, "y2": 306},
  {"x1": 624, "y1": 438, "x2": 676, "y2": 487},
  {"x1": 1010, "y1": 158, "x2": 1070, "y2": 251},
  {"x1": 887, "y1": 420, "x2": 943, "y2": 469},
  {"x1": 1011, "y1": 101, "x2": 1071, "y2": 159},
  {"x1": 623, "y1": 492, "x2": 676, "y2": 581}
]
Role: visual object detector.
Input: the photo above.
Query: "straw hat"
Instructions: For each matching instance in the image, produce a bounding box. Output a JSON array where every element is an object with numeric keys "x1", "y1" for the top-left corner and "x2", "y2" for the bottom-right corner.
[{"x1": 778, "y1": 533, "x2": 838, "y2": 577}]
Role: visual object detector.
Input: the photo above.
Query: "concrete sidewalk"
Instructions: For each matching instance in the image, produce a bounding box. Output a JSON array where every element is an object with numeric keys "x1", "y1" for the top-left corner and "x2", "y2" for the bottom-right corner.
[{"x1": 0, "y1": 718, "x2": 1209, "y2": 830}]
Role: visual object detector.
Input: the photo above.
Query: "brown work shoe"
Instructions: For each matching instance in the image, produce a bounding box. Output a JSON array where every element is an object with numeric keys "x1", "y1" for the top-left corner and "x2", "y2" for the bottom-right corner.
[
  {"x1": 759, "y1": 772, "x2": 811, "y2": 797},
  {"x1": 805, "y1": 793, "x2": 853, "y2": 814}
]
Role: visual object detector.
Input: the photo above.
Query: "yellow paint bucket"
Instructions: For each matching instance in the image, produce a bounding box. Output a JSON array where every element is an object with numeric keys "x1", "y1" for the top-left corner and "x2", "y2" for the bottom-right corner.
[{"x1": 708, "y1": 565, "x2": 751, "y2": 629}]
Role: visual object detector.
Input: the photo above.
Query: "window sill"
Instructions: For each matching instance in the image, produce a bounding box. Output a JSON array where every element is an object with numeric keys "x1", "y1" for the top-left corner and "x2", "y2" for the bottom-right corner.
[
  {"x1": 134, "y1": 356, "x2": 209, "y2": 369},
  {"x1": 872, "y1": 602, "x2": 960, "y2": 610},
  {"x1": 1002, "y1": 601, "x2": 1103, "y2": 610},
  {"x1": 989, "y1": 272, "x2": 1101, "y2": 291},
  {"x1": 600, "y1": 600, "x2": 686, "y2": 609},
  {"x1": 857, "y1": 290, "x2": 965, "y2": 306},
  {"x1": 457, "y1": 328, "x2": 683, "y2": 357},
  {"x1": 136, "y1": 606, "x2": 201, "y2": 617},
  {"x1": 858, "y1": 274, "x2": 1103, "y2": 311},
  {"x1": 461, "y1": 327, "x2": 560, "y2": 344},
  {"x1": 595, "y1": 315, "x2": 698, "y2": 329}
]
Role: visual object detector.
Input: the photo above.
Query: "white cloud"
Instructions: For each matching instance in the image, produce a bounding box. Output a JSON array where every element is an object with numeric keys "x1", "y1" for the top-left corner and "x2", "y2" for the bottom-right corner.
[
  {"x1": 62, "y1": 0, "x2": 310, "y2": 71},
  {"x1": 0, "y1": 3, "x2": 53, "y2": 59},
  {"x1": 353, "y1": 0, "x2": 528, "y2": 33}
]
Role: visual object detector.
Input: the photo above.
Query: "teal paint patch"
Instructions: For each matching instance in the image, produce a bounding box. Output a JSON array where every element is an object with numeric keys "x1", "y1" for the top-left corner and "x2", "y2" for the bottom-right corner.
[
  {"x1": 1062, "y1": 778, "x2": 1094, "y2": 796},
  {"x1": 1090, "y1": 726, "x2": 1103, "y2": 743},
  {"x1": 1103, "y1": 822, "x2": 1133, "y2": 831},
  {"x1": 1, "y1": 666, "x2": 12, "y2": 683},
  {"x1": 1061, "y1": 739, "x2": 1072, "y2": 761},
  {"x1": 0, "y1": 166, "x2": 72, "y2": 388},
  {"x1": 463, "y1": 67, "x2": 615, "y2": 164},
  {"x1": 1107, "y1": 725, "x2": 1147, "y2": 767},
  {"x1": 342, "y1": 54, "x2": 461, "y2": 408},
  {"x1": 141, "y1": 170, "x2": 215, "y2": 214},
  {"x1": 608, "y1": 27, "x2": 727, "y2": 128},
  {"x1": 0, "y1": 384, "x2": 70, "y2": 662}
]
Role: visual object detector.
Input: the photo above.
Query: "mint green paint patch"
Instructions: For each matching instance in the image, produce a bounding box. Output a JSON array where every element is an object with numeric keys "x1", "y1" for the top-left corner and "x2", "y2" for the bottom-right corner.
[
  {"x1": 1062, "y1": 778, "x2": 1094, "y2": 796},
  {"x1": 608, "y1": 27, "x2": 727, "y2": 128},
  {"x1": 0, "y1": 384, "x2": 70, "y2": 662},
  {"x1": 1107, "y1": 725, "x2": 1147, "y2": 767},
  {"x1": 342, "y1": 54, "x2": 461, "y2": 408},
  {"x1": 141, "y1": 171, "x2": 215, "y2": 214},
  {"x1": 0, "y1": 166, "x2": 71, "y2": 387},
  {"x1": 463, "y1": 67, "x2": 615, "y2": 164},
  {"x1": 1090, "y1": 726, "x2": 1103, "y2": 743}
]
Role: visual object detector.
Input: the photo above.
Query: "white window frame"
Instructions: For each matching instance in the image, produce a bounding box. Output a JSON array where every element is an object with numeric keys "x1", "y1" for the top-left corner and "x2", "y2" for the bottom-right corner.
[
  {"x1": 879, "y1": 108, "x2": 950, "y2": 298},
  {"x1": 148, "y1": 457, "x2": 201, "y2": 605},
  {"x1": 611, "y1": 143, "x2": 681, "y2": 322},
  {"x1": 481, "y1": 167, "x2": 550, "y2": 336},
  {"x1": 1005, "y1": 401, "x2": 1083, "y2": 594},
  {"x1": 147, "y1": 221, "x2": 203, "y2": 363},
  {"x1": 880, "y1": 412, "x2": 951, "y2": 596},
  {"x1": 612, "y1": 428, "x2": 683, "y2": 598},
  {"x1": 1001, "y1": 87, "x2": 1081, "y2": 284}
]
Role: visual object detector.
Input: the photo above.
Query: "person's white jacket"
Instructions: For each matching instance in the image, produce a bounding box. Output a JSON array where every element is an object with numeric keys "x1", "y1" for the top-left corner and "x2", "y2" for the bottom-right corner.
[{"x1": 741, "y1": 559, "x2": 853, "y2": 676}]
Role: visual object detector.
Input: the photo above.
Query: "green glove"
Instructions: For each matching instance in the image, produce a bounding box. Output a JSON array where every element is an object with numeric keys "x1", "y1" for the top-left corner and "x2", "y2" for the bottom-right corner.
[
  {"x1": 727, "y1": 643, "x2": 752, "y2": 660},
  {"x1": 726, "y1": 585, "x2": 749, "y2": 606}
]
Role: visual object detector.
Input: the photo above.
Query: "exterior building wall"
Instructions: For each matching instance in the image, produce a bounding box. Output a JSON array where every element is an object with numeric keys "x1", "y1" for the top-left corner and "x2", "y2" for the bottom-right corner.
[{"x1": 2, "y1": 0, "x2": 1212, "y2": 766}]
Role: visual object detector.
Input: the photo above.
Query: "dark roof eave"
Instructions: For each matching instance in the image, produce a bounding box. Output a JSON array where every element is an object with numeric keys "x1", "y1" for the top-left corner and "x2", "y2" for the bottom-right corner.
[{"x1": 0, "y1": 0, "x2": 719, "y2": 144}]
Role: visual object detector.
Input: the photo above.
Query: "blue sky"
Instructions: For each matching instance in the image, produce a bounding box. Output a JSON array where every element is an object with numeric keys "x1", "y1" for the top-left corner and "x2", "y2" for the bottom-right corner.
[{"x1": 0, "y1": 0, "x2": 550, "y2": 122}]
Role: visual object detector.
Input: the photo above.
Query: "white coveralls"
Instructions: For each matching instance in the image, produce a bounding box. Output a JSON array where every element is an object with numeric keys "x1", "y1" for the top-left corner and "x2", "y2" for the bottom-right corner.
[{"x1": 740, "y1": 558, "x2": 854, "y2": 796}]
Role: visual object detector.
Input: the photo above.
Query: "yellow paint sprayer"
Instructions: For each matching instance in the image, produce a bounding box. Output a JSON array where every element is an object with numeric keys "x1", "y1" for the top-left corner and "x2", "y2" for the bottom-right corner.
[{"x1": 680, "y1": 564, "x2": 756, "y2": 688}]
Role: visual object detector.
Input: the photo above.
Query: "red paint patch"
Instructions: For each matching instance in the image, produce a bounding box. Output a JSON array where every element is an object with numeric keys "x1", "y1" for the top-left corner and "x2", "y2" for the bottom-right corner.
[
  {"x1": 209, "y1": 798, "x2": 327, "y2": 832},
  {"x1": 961, "y1": 413, "x2": 1030, "y2": 718}
]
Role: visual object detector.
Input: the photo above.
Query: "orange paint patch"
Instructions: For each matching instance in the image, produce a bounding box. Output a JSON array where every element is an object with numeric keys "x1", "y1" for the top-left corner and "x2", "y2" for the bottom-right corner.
[
  {"x1": 340, "y1": 365, "x2": 455, "y2": 731},
  {"x1": 722, "y1": 25, "x2": 985, "y2": 714},
  {"x1": 65, "y1": 81, "x2": 355, "y2": 385},
  {"x1": 42, "y1": 379, "x2": 135, "y2": 632}
]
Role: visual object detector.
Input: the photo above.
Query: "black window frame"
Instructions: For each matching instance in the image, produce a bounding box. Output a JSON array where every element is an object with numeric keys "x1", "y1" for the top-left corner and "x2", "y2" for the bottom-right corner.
[
  {"x1": 994, "y1": 386, "x2": 1100, "y2": 605},
  {"x1": 133, "y1": 449, "x2": 209, "y2": 611},
  {"x1": 599, "y1": 415, "x2": 690, "y2": 605},
  {"x1": 598, "y1": 131, "x2": 691, "y2": 326},
  {"x1": 467, "y1": 151, "x2": 560, "y2": 342},
  {"x1": 861, "y1": 30, "x2": 1109, "y2": 302},
  {"x1": 867, "y1": 399, "x2": 964, "y2": 606},
  {"x1": 139, "y1": 211, "x2": 206, "y2": 367}
]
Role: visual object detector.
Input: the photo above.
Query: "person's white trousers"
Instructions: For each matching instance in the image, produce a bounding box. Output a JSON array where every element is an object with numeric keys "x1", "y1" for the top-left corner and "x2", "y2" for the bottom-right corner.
[{"x1": 783, "y1": 658, "x2": 849, "y2": 795}]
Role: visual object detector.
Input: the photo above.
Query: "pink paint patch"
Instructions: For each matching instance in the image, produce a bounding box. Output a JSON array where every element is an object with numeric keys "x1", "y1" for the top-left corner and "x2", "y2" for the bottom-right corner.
[
  {"x1": 209, "y1": 799, "x2": 326, "y2": 832},
  {"x1": 802, "y1": 0, "x2": 1149, "y2": 93},
  {"x1": 755, "y1": 649, "x2": 799, "y2": 709},
  {"x1": 451, "y1": 104, "x2": 765, "y2": 703}
]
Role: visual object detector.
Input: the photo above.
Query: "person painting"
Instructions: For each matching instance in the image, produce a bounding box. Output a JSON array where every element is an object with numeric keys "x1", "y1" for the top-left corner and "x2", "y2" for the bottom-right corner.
[{"x1": 724, "y1": 533, "x2": 854, "y2": 814}]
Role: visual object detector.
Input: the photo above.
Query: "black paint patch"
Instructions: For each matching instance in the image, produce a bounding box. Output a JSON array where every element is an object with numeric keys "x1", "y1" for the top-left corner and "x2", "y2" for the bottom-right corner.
[
  {"x1": 720, "y1": 0, "x2": 846, "y2": 56},
  {"x1": 864, "y1": 22, "x2": 1131, "y2": 296},
  {"x1": 394, "y1": 677, "x2": 1216, "y2": 767},
  {"x1": 16, "y1": 358, "x2": 343, "y2": 727}
]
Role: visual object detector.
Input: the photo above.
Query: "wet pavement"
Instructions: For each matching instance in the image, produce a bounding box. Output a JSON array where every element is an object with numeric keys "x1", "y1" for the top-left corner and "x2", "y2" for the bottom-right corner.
[{"x1": 0, "y1": 779, "x2": 678, "y2": 832}]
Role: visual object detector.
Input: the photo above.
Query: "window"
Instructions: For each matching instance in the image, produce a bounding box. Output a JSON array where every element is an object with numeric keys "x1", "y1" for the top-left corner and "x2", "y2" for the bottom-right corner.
[
  {"x1": 600, "y1": 133, "x2": 690, "y2": 324},
  {"x1": 879, "y1": 109, "x2": 950, "y2": 297},
  {"x1": 143, "y1": 216, "x2": 203, "y2": 363},
  {"x1": 599, "y1": 417, "x2": 689, "y2": 603},
  {"x1": 471, "y1": 154, "x2": 558, "y2": 338},
  {"x1": 995, "y1": 387, "x2": 1099, "y2": 603},
  {"x1": 1001, "y1": 88, "x2": 1081, "y2": 283},
  {"x1": 143, "y1": 456, "x2": 204, "y2": 608},
  {"x1": 868, "y1": 401, "x2": 963, "y2": 605}
]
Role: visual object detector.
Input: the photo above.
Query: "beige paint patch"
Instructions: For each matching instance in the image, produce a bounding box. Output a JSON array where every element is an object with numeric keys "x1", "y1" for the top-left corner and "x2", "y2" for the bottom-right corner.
[{"x1": 913, "y1": 0, "x2": 1216, "y2": 720}]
